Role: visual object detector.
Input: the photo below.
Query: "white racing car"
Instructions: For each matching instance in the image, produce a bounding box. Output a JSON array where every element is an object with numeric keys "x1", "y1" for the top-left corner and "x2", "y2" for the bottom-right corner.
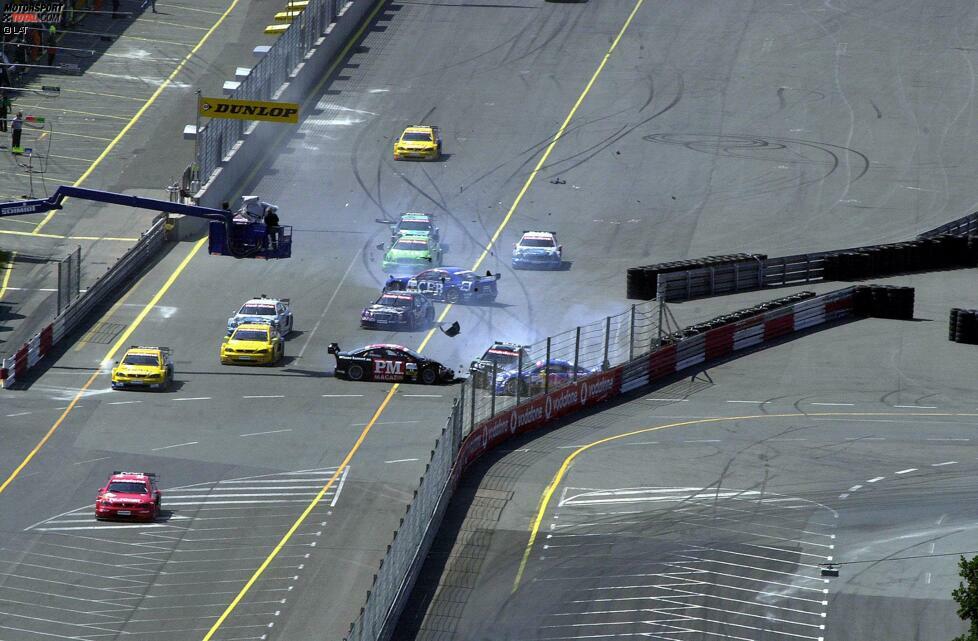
[{"x1": 227, "y1": 295, "x2": 294, "y2": 337}]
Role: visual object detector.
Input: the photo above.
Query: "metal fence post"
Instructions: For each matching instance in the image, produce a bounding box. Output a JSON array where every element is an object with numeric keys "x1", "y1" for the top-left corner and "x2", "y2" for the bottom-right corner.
[
  {"x1": 74, "y1": 246, "x2": 81, "y2": 302},
  {"x1": 544, "y1": 337, "x2": 551, "y2": 396},
  {"x1": 573, "y1": 326, "x2": 580, "y2": 381},
  {"x1": 455, "y1": 387, "x2": 464, "y2": 452},
  {"x1": 656, "y1": 285, "x2": 665, "y2": 347},
  {"x1": 603, "y1": 316, "x2": 611, "y2": 370},
  {"x1": 57, "y1": 258, "x2": 63, "y2": 315},
  {"x1": 628, "y1": 304, "x2": 636, "y2": 361},
  {"x1": 469, "y1": 373, "x2": 476, "y2": 435},
  {"x1": 515, "y1": 350, "x2": 523, "y2": 406},
  {"x1": 490, "y1": 361, "x2": 497, "y2": 416}
]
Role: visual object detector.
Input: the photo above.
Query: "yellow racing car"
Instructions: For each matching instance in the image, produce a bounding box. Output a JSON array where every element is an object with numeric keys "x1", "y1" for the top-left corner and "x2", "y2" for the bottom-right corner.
[
  {"x1": 111, "y1": 346, "x2": 174, "y2": 390},
  {"x1": 393, "y1": 125, "x2": 442, "y2": 161},
  {"x1": 220, "y1": 323, "x2": 284, "y2": 365}
]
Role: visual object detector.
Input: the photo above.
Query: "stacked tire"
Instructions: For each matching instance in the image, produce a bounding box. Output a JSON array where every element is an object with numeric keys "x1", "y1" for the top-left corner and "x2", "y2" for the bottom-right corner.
[
  {"x1": 853, "y1": 285, "x2": 914, "y2": 320},
  {"x1": 626, "y1": 253, "x2": 767, "y2": 300},
  {"x1": 823, "y1": 235, "x2": 978, "y2": 282},
  {"x1": 950, "y1": 308, "x2": 978, "y2": 344}
]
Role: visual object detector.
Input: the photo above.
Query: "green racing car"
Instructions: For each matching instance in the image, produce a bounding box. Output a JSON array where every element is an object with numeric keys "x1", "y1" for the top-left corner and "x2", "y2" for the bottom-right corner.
[{"x1": 382, "y1": 233, "x2": 444, "y2": 273}]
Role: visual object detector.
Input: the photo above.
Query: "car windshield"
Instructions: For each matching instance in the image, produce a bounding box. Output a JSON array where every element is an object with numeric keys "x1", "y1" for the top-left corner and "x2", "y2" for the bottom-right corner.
[
  {"x1": 398, "y1": 220, "x2": 431, "y2": 232},
  {"x1": 378, "y1": 295, "x2": 411, "y2": 307},
  {"x1": 122, "y1": 354, "x2": 158, "y2": 366},
  {"x1": 483, "y1": 348, "x2": 520, "y2": 364},
  {"x1": 521, "y1": 237, "x2": 555, "y2": 248},
  {"x1": 393, "y1": 238, "x2": 428, "y2": 251},
  {"x1": 107, "y1": 482, "x2": 147, "y2": 494},
  {"x1": 402, "y1": 132, "x2": 432, "y2": 142},
  {"x1": 239, "y1": 304, "x2": 276, "y2": 316},
  {"x1": 232, "y1": 329, "x2": 268, "y2": 341}
]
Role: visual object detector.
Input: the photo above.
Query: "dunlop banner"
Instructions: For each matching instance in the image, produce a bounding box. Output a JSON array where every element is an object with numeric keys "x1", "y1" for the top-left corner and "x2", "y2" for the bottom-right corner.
[{"x1": 198, "y1": 97, "x2": 300, "y2": 124}]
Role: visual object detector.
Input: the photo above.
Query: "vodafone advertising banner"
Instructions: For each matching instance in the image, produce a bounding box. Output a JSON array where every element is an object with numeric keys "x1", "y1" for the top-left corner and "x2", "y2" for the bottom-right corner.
[{"x1": 458, "y1": 368, "x2": 623, "y2": 471}]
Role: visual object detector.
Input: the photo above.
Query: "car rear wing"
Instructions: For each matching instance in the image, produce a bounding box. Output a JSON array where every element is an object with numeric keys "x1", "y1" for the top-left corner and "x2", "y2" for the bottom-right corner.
[
  {"x1": 130, "y1": 345, "x2": 170, "y2": 354},
  {"x1": 112, "y1": 471, "x2": 158, "y2": 480}
]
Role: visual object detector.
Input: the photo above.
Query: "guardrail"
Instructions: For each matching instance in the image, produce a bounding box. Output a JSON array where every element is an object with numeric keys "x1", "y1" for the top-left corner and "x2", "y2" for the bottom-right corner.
[
  {"x1": 342, "y1": 285, "x2": 875, "y2": 641},
  {"x1": 0, "y1": 215, "x2": 167, "y2": 388}
]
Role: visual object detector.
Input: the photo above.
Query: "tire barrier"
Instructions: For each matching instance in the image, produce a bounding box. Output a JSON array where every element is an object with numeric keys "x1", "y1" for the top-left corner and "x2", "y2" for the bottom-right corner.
[
  {"x1": 346, "y1": 286, "x2": 866, "y2": 641},
  {"x1": 626, "y1": 253, "x2": 767, "y2": 300},
  {"x1": 823, "y1": 235, "x2": 978, "y2": 281},
  {"x1": 627, "y1": 216, "x2": 978, "y2": 303},
  {"x1": 949, "y1": 308, "x2": 978, "y2": 344},
  {"x1": 0, "y1": 216, "x2": 166, "y2": 389},
  {"x1": 657, "y1": 291, "x2": 816, "y2": 345},
  {"x1": 852, "y1": 285, "x2": 915, "y2": 320}
]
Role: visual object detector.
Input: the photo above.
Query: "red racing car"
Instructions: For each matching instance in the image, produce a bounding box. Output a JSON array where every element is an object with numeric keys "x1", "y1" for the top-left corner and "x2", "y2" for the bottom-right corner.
[{"x1": 95, "y1": 471, "x2": 162, "y2": 521}]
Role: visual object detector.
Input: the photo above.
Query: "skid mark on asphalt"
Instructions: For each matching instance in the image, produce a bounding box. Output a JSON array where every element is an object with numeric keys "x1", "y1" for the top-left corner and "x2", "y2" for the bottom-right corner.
[
  {"x1": 525, "y1": 486, "x2": 835, "y2": 641},
  {"x1": 5, "y1": 467, "x2": 346, "y2": 640}
]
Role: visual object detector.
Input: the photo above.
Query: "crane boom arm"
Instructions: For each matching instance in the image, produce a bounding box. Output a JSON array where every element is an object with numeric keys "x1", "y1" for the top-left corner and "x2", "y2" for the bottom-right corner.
[{"x1": 0, "y1": 186, "x2": 231, "y2": 221}]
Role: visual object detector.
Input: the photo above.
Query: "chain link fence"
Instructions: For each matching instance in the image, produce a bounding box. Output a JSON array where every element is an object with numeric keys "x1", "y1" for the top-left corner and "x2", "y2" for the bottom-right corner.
[
  {"x1": 462, "y1": 299, "x2": 661, "y2": 437},
  {"x1": 195, "y1": 0, "x2": 340, "y2": 184}
]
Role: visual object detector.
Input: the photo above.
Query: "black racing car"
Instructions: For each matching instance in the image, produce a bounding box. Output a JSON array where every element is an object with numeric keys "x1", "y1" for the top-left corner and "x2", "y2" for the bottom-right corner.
[
  {"x1": 469, "y1": 341, "x2": 530, "y2": 389},
  {"x1": 360, "y1": 292, "x2": 435, "y2": 330},
  {"x1": 328, "y1": 343, "x2": 454, "y2": 384}
]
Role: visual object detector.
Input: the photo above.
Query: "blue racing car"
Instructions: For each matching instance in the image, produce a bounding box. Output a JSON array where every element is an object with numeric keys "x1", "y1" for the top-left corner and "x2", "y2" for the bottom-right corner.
[
  {"x1": 494, "y1": 358, "x2": 598, "y2": 396},
  {"x1": 385, "y1": 267, "x2": 500, "y2": 304}
]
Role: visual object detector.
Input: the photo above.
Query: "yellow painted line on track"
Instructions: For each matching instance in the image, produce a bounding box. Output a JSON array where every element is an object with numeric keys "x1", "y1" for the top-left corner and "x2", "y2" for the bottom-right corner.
[
  {"x1": 0, "y1": 252, "x2": 16, "y2": 301},
  {"x1": 0, "y1": 228, "x2": 138, "y2": 241},
  {"x1": 32, "y1": 0, "x2": 244, "y2": 234},
  {"x1": 0, "y1": 237, "x2": 206, "y2": 495},
  {"x1": 511, "y1": 410, "x2": 978, "y2": 591}
]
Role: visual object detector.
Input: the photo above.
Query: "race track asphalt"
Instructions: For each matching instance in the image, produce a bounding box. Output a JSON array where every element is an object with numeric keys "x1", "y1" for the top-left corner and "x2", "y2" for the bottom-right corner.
[{"x1": 3, "y1": 0, "x2": 978, "y2": 639}]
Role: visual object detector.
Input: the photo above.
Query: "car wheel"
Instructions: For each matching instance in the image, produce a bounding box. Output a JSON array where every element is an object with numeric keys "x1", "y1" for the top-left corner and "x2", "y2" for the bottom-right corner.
[
  {"x1": 420, "y1": 366, "x2": 438, "y2": 385},
  {"x1": 506, "y1": 379, "x2": 528, "y2": 397},
  {"x1": 445, "y1": 289, "x2": 460, "y2": 304},
  {"x1": 348, "y1": 364, "x2": 365, "y2": 381}
]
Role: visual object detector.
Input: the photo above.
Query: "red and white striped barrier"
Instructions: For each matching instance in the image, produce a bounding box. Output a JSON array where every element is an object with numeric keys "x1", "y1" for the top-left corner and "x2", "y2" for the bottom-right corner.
[
  {"x1": 455, "y1": 287, "x2": 857, "y2": 474},
  {"x1": 1, "y1": 316, "x2": 67, "y2": 389}
]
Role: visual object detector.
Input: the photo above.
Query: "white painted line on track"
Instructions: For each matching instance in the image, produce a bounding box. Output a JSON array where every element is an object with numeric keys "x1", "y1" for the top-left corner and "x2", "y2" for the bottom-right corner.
[
  {"x1": 894, "y1": 405, "x2": 937, "y2": 409},
  {"x1": 35, "y1": 524, "x2": 175, "y2": 531},
  {"x1": 6, "y1": 411, "x2": 32, "y2": 417},
  {"x1": 73, "y1": 456, "x2": 112, "y2": 465},
  {"x1": 726, "y1": 400, "x2": 765, "y2": 404},
  {"x1": 166, "y1": 492, "x2": 326, "y2": 499},
  {"x1": 164, "y1": 499, "x2": 328, "y2": 506},
  {"x1": 173, "y1": 485, "x2": 328, "y2": 492},
  {"x1": 296, "y1": 246, "x2": 363, "y2": 362},
  {"x1": 927, "y1": 438, "x2": 970, "y2": 441},
  {"x1": 240, "y1": 429, "x2": 293, "y2": 437},
  {"x1": 243, "y1": 395, "x2": 285, "y2": 399},
  {"x1": 173, "y1": 397, "x2": 211, "y2": 401},
  {"x1": 810, "y1": 402, "x2": 854, "y2": 406},
  {"x1": 321, "y1": 394, "x2": 363, "y2": 397},
  {"x1": 895, "y1": 468, "x2": 917, "y2": 475},
  {"x1": 932, "y1": 461, "x2": 957, "y2": 467},
  {"x1": 848, "y1": 485, "x2": 862, "y2": 492},
  {"x1": 330, "y1": 465, "x2": 349, "y2": 508},
  {"x1": 107, "y1": 400, "x2": 142, "y2": 405},
  {"x1": 838, "y1": 493, "x2": 849, "y2": 499},
  {"x1": 867, "y1": 477, "x2": 885, "y2": 483},
  {"x1": 151, "y1": 441, "x2": 198, "y2": 451},
  {"x1": 219, "y1": 478, "x2": 332, "y2": 484},
  {"x1": 845, "y1": 437, "x2": 884, "y2": 441},
  {"x1": 385, "y1": 458, "x2": 419, "y2": 464}
]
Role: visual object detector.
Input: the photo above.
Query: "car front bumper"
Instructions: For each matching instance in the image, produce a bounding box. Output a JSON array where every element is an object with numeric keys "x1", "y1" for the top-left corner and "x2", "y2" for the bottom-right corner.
[
  {"x1": 96, "y1": 505, "x2": 155, "y2": 520},
  {"x1": 111, "y1": 377, "x2": 166, "y2": 390},
  {"x1": 512, "y1": 255, "x2": 561, "y2": 269},
  {"x1": 221, "y1": 351, "x2": 276, "y2": 365},
  {"x1": 394, "y1": 148, "x2": 438, "y2": 160}
]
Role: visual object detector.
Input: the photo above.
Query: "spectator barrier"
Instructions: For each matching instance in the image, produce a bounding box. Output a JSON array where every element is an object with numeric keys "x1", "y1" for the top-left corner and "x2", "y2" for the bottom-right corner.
[{"x1": 0, "y1": 215, "x2": 166, "y2": 388}]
